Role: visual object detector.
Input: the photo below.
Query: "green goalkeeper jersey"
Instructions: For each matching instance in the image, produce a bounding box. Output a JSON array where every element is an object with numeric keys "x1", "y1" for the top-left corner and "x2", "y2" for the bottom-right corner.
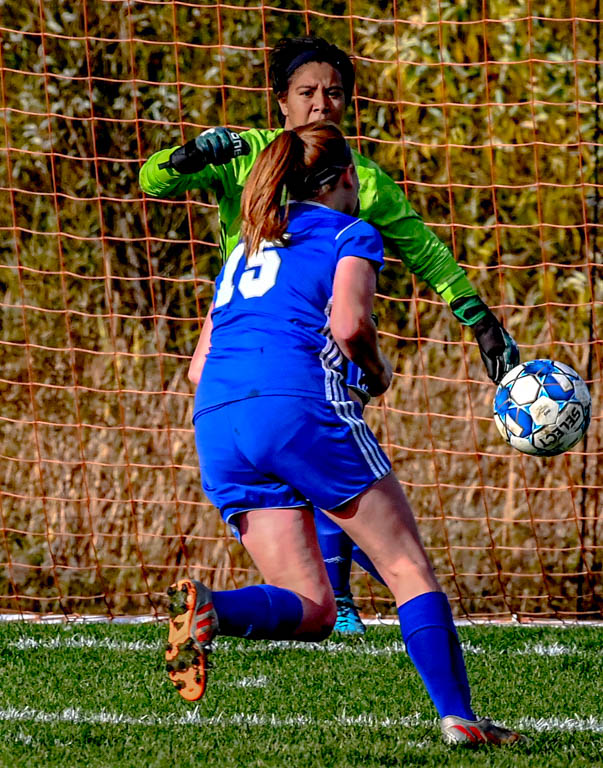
[{"x1": 139, "y1": 127, "x2": 477, "y2": 305}]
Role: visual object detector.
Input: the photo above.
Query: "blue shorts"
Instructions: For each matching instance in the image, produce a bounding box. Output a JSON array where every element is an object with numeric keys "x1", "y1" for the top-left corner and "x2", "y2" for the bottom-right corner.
[{"x1": 193, "y1": 395, "x2": 391, "y2": 531}]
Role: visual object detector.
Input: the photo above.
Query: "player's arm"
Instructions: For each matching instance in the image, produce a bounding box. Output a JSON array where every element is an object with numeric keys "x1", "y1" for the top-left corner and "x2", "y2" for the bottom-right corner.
[
  {"x1": 359, "y1": 160, "x2": 518, "y2": 383},
  {"x1": 331, "y1": 257, "x2": 392, "y2": 397},
  {"x1": 188, "y1": 305, "x2": 214, "y2": 385},
  {"x1": 139, "y1": 127, "x2": 251, "y2": 198},
  {"x1": 345, "y1": 314, "x2": 378, "y2": 407}
]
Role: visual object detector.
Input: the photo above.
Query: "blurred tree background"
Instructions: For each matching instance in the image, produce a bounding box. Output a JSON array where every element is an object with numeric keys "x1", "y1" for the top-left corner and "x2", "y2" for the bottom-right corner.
[{"x1": 0, "y1": 0, "x2": 601, "y2": 618}]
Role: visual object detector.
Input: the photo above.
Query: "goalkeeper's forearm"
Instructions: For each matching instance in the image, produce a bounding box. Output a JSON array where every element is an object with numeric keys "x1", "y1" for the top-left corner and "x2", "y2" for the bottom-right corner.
[
  {"x1": 139, "y1": 146, "x2": 193, "y2": 198},
  {"x1": 139, "y1": 127, "x2": 250, "y2": 197}
]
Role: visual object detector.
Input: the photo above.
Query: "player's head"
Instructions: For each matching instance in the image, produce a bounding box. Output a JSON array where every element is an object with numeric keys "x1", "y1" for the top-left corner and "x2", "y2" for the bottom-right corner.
[
  {"x1": 269, "y1": 37, "x2": 355, "y2": 128},
  {"x1": 241, "y1": 120, "x2": 358, "y2": 256}
]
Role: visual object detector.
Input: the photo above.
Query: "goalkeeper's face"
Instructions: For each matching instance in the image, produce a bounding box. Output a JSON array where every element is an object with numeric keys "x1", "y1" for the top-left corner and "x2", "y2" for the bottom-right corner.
[{"x1": 277, "y1": 61, "x2": 346, "y2": 130}]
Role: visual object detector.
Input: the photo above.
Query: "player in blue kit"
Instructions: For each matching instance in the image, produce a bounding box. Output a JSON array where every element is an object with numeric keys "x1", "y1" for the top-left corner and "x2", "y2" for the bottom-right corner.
[{"x1": 165, "y1": 120, "x2": 523, "y2": 746}]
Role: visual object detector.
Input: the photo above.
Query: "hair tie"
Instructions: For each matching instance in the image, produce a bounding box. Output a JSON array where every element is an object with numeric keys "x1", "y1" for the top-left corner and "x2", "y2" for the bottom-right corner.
[{"x1": 303, "y1": 141, "x2": 353, "y2": 191}]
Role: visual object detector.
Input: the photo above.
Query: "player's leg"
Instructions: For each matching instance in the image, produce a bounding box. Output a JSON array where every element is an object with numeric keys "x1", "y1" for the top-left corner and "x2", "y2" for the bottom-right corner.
[
  {"x1": 199, "y1": 397, "x2": 337, "y2": 639},
  {"x1": 325, "y1": 473, "x2": 472, "y2": 720},
  {"x1": 314, "y1": 508, "x2": 387, "y2": 634},
  {"x1": 314, "y1": 508, "x2": 365, "y2": 635},
  {"x1": 236, "y1": 505, "x2": 336, "y2": 639},
  {"x1": 166, "y1": 505, "x2": 335, "y2": 701},
  {"x1": 316, "y1": 362, "x2": 387, "y2": 634},
  {"x1": 166, "y1": 398, "x2": 337, "y2": 701},
  {"x1": 314, "y1": 508, "x2": 353, "y2": 600},
  {"x1": 326, "y1": 472, "x2": 439, "y2": 604},
  {"x1": 350, "y1": 544, "x2": 386, "y2": 586},
  {"x1": 326, "y1": 473, "x2": 522, "y2": 744}
]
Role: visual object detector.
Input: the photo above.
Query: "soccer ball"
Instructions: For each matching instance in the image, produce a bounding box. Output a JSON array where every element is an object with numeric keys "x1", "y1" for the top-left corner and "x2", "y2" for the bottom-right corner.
[{"x1": 493, "y1": 359, "x2": 591, "y2": 456}]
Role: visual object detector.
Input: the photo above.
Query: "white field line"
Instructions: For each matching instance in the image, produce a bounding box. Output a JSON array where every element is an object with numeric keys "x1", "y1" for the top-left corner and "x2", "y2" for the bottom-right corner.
[
  {"x1": 517, "y1": 716, "x2": 603, "y2": 734},
  {"x1": 2, "y1": 613, "x2": 603, "y2": 628},
  {"x1": 6, "y1": 634, "x2": 599, "y2": 659},
  {"x1": 0, "y1": 706, "x2": 602, "y2": 734},
  {"x1": 227, "y1": 675, "x2": 268, "y2": 688},
  {"x1": 10, "y1": 635, "x2": 160, "y2": 652},
  {"x1": 215, "y1": 638, "x2": 600, "y2": 658},
  {"x1": 366, "y1": 618, "x2": 603, "y2": 628}
]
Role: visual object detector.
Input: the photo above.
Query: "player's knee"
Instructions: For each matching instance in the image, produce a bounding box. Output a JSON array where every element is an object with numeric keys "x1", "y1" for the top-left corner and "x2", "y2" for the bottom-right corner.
[
  {"x1": 315, "y1": 599, "x2": 337, "y2": 639},
  {"x1": 380, "y1": 555, "x2": 437, "y2": 596},
  {"x1": 297, "y1": 598, "x2": 337, "y2": 641}
]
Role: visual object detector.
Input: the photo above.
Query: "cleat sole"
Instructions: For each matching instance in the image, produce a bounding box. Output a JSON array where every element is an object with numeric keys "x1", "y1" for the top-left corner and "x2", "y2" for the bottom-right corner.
[
  {"x1": 167, "y1": 651, "x2": 207, "y2": 701},
  {"x1": 164, "y1": 578, "x2": 217, "y2": 702}
]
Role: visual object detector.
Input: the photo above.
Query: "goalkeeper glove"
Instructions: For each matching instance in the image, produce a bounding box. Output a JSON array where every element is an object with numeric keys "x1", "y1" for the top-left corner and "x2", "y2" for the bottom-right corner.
[
  {"x1": 162, "y1": 127, "x2": 251, "y2": 174},
  {"x1": 451, "y1": 296, "x2": 519, "y2": 385}
]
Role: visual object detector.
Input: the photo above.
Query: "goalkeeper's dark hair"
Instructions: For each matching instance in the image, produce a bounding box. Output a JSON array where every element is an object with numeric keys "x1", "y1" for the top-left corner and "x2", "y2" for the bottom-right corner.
[
  {"x1": 241, "y1": 121, "x2": 352, "y2": 258},
  {"x1": 269, "y1": 37, "x2": 355, "y2": 105}
]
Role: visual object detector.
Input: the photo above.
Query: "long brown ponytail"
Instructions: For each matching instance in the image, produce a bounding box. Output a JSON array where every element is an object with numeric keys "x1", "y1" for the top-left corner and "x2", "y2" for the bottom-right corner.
[{"x1": 240, "y1": 120, "x2": 352, "y2": 257}]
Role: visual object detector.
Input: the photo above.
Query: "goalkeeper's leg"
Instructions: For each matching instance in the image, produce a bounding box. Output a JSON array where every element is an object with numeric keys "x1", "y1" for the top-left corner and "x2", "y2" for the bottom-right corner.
[
  {"x1": 314, "y1": 508, "x2": 353, "y2": 599},
  {"x1": 315, "y1": 508, "x2": 387, "y2": 634},
  {"x1": 315, "y1": 355, "x2": 387, "y2": 634},
  {"x1": 314, "y1": 508, "x2": 363, "y2": 634}
]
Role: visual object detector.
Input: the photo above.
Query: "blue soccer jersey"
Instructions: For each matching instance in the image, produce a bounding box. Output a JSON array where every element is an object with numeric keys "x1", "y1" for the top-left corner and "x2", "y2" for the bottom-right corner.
[{"x1": 195, "y1": 202, "x2": 384, "y2": 416}]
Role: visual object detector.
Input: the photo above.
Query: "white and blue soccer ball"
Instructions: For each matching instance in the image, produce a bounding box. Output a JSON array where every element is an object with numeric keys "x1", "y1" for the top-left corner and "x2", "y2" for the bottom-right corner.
[{"x1": 493, "y1": 359, "x2": 591, "y2": 456}]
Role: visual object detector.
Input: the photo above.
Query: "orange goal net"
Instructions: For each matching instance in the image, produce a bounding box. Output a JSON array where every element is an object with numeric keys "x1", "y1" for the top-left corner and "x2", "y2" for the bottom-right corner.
[{"x1": 0, "y1": 0, "x2": 601, "y2": 620}]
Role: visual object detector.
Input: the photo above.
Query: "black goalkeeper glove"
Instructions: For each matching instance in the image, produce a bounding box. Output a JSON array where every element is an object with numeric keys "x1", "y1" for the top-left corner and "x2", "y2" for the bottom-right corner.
[
  {"x1": 161, "y1": 127, "x2": 251, "y2": 174},
  {"x1": 451, "y1": 296, "x2": 519, "y2": 385}
]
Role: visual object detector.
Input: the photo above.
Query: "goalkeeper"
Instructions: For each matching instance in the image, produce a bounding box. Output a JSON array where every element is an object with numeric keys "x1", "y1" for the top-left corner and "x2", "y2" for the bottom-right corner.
[{"x1": 139, "y1": 36, "x2": 519, "y2": 635}]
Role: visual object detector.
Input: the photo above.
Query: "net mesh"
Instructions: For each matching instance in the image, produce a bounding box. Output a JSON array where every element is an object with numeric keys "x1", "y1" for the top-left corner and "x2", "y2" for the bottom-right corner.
[{"x1": 0, "y1": 0, "x2": 601, "y2": 619}]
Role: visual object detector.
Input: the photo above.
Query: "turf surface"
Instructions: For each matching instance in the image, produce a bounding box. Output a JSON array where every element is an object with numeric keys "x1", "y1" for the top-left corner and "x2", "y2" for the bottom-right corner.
[{"x1": 0, "y1": 621, "x2": 601, "y2": 767}]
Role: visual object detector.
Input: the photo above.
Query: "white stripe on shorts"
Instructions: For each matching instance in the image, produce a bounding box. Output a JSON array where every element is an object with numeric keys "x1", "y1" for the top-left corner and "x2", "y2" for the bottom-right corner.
[
  {"x1": 319, "y1": 298, "x2": 347, "y2": 403},
  {"x1": 333, "y1": 400, "x2": 390, "y2": 478},
  {"x1": 320, "y1": 333, "x2": 346, "y2": 402}
]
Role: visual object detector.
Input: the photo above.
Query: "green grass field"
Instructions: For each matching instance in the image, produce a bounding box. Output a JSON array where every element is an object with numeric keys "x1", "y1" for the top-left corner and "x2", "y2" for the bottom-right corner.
[{"x1": 0, "y1": 621, "x2": 602, "y2": 768}]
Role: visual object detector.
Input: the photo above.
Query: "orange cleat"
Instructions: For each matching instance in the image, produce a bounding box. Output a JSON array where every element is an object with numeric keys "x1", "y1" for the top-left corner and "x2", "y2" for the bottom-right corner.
[{"x1": 165, "y1": 579, "x2": 219, "y2": 702}]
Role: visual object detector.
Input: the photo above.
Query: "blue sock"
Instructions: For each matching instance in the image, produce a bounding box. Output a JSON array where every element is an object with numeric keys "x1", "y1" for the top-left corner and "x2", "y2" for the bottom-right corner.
[
  {"x1": 351, "y1": 545, "x2": 386, "y2": 586},
  {"x1": 314, "y1": 508, "x2": 353, "y2": 598},
  {"x1": 212, "y1": 585, "x2": 303, "y2": 639},
  {"x1": 398, "y1": 591, "x2": 475, "y2": 720}
]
